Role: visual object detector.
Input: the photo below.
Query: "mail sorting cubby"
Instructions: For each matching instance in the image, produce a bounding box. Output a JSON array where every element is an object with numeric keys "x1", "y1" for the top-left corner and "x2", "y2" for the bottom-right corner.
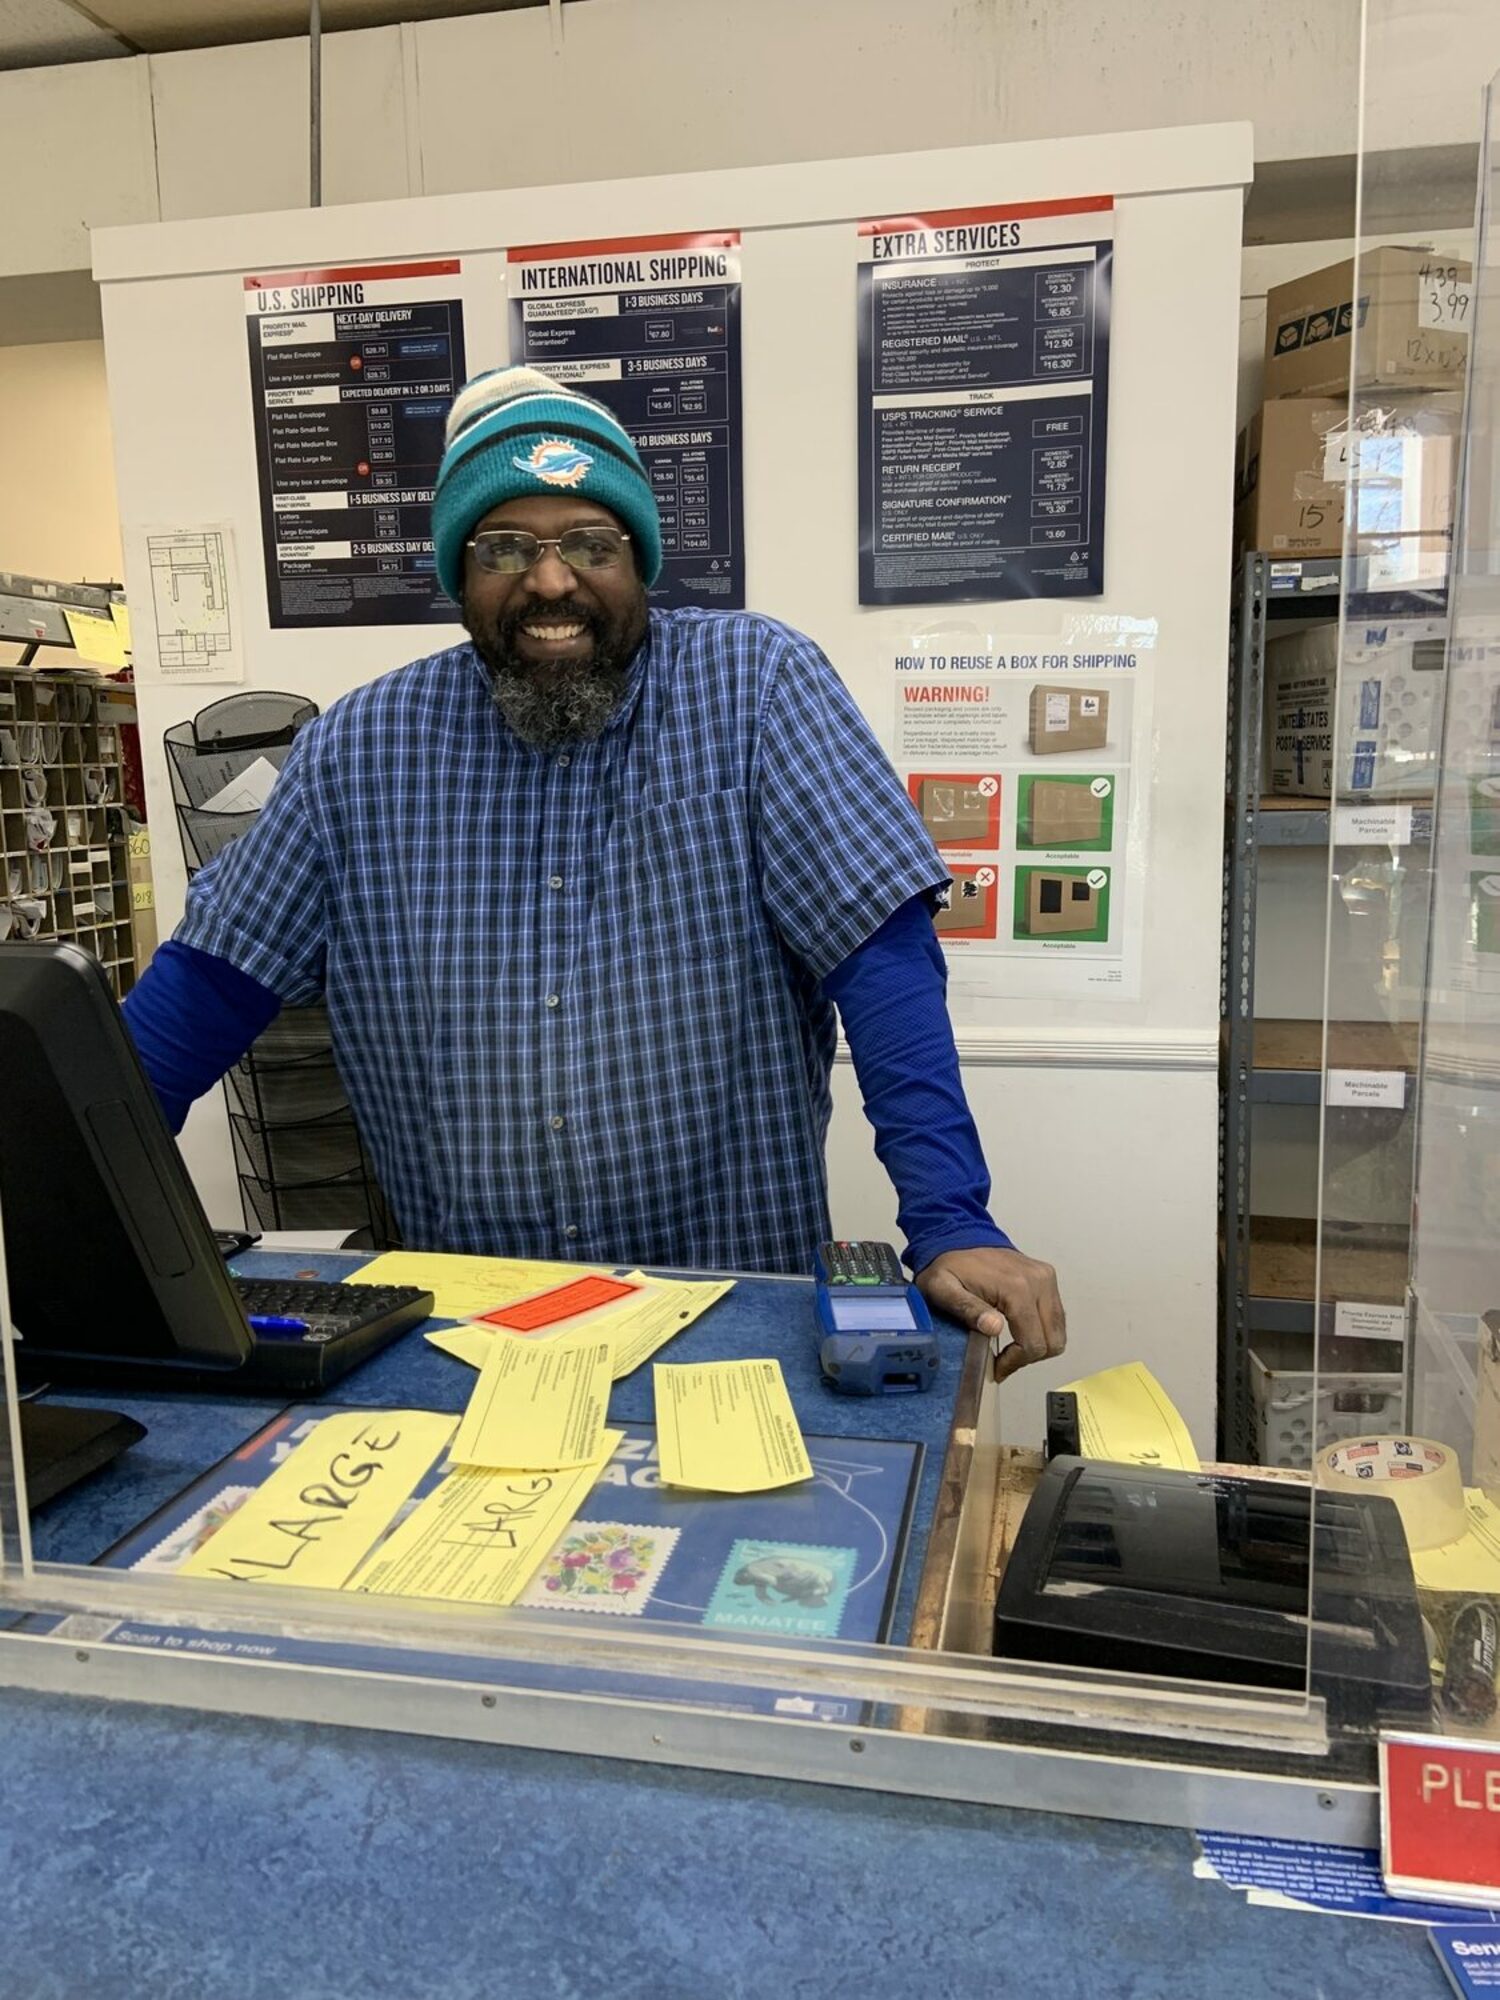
[
  {"x1": 164, "y1": 693, "x2": 396, "y2": 1250},
  {"x1": 0, "y1": 667, "x2": 135, "y2": 997}
]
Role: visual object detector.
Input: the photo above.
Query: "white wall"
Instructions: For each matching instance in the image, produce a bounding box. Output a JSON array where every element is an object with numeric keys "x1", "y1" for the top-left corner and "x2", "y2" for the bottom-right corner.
[
  {"x1": 8, "y1": 0, "x2": 1495, "y2": 289},
  {"x1": 0, "y1": 0, "x2": 1383, "y2": 286},
  {"x1": 96, "y1": 126, "x2": 1246, "y2": 1452}
]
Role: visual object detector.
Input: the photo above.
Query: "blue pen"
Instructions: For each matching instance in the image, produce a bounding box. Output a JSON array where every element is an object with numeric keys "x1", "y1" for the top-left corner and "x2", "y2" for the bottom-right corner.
[{"x1": 249, "y1": 1314, "x2": 310, "y2": 1339}]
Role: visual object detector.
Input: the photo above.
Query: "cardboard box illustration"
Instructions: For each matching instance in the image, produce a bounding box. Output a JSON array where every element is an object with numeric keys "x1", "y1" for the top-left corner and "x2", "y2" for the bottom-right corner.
[
  {"x1": 934, "y1": 866, "x2": 998, "y2": 938},
  {"x1": 1017, "y1": 868, "x2": 1105, "y2": 937},
  {"x1": 915, "y1": 777, "x2": 994, "y2": 847},
  {"x1": 1263, "y1": 246, "x2": 1472, "y2": 400},
  {"x1": 1028, "y1": 685, "x2": 1108, "y2": 755},
  {"x1": 1021, "y1": 777, "x2": 1108, "y2": 849},
  {"x1": 1474, "y1": 873, "x2": 1500, "y2": 957},
  {"x1": 1471, "y1": 777, "x2": 1500, "y2": 857}
]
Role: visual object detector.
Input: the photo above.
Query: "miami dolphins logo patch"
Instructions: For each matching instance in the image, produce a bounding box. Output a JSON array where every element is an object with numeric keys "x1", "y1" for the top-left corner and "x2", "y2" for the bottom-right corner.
[{"x1": 516, "y1": 439, "x2": 594, "y2": 487}]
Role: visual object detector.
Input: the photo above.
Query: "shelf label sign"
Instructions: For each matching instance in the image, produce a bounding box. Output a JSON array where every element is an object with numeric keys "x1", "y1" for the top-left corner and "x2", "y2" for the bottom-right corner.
[
  {"x1": 1333, "y1": 1300, "x2": 1407, "y2": 1343},
  {"x1": 1326, "y1": 1068, "x2": 1408, "y2": 1109},
  {"x1": 1335, "y1": 802, "x2": 1415, "y2": 846}
]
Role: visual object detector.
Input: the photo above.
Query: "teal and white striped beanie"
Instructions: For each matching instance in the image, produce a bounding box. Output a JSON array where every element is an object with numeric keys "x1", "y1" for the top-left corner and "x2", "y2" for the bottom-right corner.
[{"x1": 432, "y1": 365, "x2": 662, "y2": 600}]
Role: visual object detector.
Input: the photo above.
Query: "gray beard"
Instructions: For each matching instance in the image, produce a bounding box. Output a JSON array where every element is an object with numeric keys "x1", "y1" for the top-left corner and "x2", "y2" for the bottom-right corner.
[{"x1": 487, "y1": 660, "x2": 629, "y2": 750}]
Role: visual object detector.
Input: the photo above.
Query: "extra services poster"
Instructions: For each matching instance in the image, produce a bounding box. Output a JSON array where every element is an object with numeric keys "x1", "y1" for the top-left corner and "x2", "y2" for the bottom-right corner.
[{"x1": 857, "y1": 198, "x2": 1113, "y2": 607}]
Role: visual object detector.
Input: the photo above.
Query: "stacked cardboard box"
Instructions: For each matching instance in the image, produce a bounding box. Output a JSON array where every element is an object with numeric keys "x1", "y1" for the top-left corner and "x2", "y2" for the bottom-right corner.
[
  {"x1": 1235, "y1": 246, "x2": 1469, "y2": 573},
  {"x1": 127, "y1": 822, "x2": 157, "y2": 970},
  {"x1": 1265, "y1": 620, "x2": 1447, "y2": 800}
]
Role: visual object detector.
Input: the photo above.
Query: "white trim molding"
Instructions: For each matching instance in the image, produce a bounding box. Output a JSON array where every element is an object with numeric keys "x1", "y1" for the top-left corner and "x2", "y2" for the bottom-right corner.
[{"x1": 837, "y1": 1028, "x2": 1220, "y2": 1070}]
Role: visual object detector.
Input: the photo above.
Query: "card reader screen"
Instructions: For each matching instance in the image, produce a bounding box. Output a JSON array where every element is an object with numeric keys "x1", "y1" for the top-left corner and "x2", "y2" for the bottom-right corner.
[{"x1": 830, "y1": 1296, "x2": 918, "y2": 1331}]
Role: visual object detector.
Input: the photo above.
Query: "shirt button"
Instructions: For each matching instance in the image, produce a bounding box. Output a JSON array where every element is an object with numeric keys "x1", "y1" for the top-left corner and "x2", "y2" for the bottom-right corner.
[
  {"x1": 548, "y1": 874, "x2": 564, "y2": 890},
  {"x1": 556, "y1": 754, "x2": 571, "y2": 769},
  {"x1": 565, "y1": 1224, "x2": 579, "y2": 1240},
  {"x1": 550, "y1": 1115, "x2": 566, "y2": 1131},
  {"x1": 544, "y1": 993, "x2": 560, "y2": 1009}
]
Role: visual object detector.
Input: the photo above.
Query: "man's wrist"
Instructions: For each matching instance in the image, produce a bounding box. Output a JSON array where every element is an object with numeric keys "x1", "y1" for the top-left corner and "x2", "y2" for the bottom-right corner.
[{"x1": 905, "y1": 1221, "x2": 1014, "y2": 1275}]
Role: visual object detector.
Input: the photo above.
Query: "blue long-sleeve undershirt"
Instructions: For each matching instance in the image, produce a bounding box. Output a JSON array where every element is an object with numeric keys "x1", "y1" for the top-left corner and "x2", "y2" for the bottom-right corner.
[
  {"x1": 122, "y1": 900, "x2": 1010, "y2": 1272},
  {"x1": 121, "y1": 938, "x2": 281, "y2": 1134},
  {"x1": 820, "y1": 894, "x2": 1011, "y2": 1273}
]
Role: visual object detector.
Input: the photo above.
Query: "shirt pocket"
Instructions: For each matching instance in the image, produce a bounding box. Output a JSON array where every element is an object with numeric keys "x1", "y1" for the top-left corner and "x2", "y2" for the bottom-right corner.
[{"x1": 610, "y1": 786, "x2": 758, "y2": 963}]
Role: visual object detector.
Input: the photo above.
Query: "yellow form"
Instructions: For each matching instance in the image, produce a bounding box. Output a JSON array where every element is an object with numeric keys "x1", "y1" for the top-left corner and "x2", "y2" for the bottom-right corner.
[
  {"x1": 62, "y1": 606, "x2": 129, "y2": 669},
  {"x1": 427, "y1": 1325, "x2": 496, "y2": 1370},
  {"x1": 344, "y1": 1251, "x2": 612, "y2": 1323},
  {"x1": 347, "y1": 1429, "x2": 622, "y2": 1605},
  {"x1": 654, "y1": 1358, "x2": 812, "y2": 1493},
  {"x1": 1056, "y1": 1361, "x2": 1201, "y2": 1472},
  {"x1": 178, "y1": 1409, "x2": 456, "y2": 1588},
  {"x1": 424, "y1": 1274, "x2": 734, "y2": 1379},
  {"x1": 608, "y1": 1273, "x2": 734, "y2": 1379},
  {"x1": 1412, "y1": 1491, "x2": 1500, "y2": 1596},
  {"x1": 451, "y1": 1334, "x2": 613, "y2": 1470}
]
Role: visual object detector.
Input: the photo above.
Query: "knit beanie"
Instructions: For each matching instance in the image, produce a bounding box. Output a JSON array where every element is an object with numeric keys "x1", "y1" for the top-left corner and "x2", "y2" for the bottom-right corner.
[{"x1": 432, "y1": 365, "x2": 663, "y2": 600}]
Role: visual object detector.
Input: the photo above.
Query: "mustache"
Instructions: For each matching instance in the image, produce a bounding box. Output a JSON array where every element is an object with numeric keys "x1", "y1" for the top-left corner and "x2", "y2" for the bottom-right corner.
[{"x1": 497, "y1": 596, "x2": 609, "y2": 649}]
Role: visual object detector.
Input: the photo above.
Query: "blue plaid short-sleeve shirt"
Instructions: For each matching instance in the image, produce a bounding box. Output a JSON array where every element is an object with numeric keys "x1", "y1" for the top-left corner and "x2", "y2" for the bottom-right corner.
[{"x1": 176, "y1": 609, "x2": 947, "y2": 1272}]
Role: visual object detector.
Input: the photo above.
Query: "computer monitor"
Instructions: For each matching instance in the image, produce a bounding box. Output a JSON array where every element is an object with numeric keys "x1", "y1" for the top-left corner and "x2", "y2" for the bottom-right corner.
[{"x1": 0, "y1": 941, "x2": 255, "y2": 1379}]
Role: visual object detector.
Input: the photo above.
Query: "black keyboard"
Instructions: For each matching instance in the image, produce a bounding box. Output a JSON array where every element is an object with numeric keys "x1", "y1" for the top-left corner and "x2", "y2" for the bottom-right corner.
[{"x1": 231, "y1": 1277, "x2": 435, "y2": 1389}]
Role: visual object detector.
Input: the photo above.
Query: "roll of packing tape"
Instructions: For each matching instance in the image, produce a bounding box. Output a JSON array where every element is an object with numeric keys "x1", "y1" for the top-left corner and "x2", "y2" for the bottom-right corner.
[{"x1": 1315, "y1": 1435, "x2": 1466, "y2": 1552}]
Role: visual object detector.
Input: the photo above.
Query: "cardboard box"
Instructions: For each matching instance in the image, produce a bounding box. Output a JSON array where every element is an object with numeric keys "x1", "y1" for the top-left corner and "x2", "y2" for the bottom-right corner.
[
  {"x1": 1027, "y1": 684, "x2": 1109, "y2": 755},
  {"x1": 1264, "y1": 246, "x2": 1472, "y2": 399},
  {"x1": 126, "y1": 822, "x2": 157, "y2": 972},
  {"x1": 1235, "y1": 392, "x2": 1461, "y2": 577},
  {"x1": 1265, "y1": 619, "x2": 1446, "y2": 799},
  {"x1": 1234, "y1": 397, "x2": 1348, "y2": 558}
]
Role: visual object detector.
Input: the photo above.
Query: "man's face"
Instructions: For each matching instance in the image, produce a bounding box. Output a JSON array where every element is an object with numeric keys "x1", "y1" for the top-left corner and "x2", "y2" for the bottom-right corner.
[{"x1": 461, "y1": 493, "x2": 649, "y2": 750}]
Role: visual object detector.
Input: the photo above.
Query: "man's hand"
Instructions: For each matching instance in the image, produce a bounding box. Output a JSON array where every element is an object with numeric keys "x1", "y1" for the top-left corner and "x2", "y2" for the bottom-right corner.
[{"x1": 914, "y1": 1246, "x2": 1066, "y2": 1381}]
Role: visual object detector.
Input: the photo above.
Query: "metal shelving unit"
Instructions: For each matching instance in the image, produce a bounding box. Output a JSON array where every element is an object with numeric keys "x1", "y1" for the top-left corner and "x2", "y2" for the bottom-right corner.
[
  {"x1": 164, "y1": 691, "x2": 396, "y2": 1251},
  {"x1": 1219, "y1": 554, "x2": 1424, "y2": 1461}
]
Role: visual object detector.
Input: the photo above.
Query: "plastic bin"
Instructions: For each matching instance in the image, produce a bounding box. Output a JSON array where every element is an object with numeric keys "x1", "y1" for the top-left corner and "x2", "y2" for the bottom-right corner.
[{"x1": 1250, "y1": 1329, "x2": 1405, "y2": 1469}]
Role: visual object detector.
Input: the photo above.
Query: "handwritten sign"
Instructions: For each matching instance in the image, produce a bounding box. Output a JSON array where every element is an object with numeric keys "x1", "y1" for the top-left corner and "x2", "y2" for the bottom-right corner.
[
  {"x1": 178, "y1": 1409, "x2": 456, "y2": 1588},
  {"x1": 347, "y1": 1430, "x2": 622, "y2": 1604}
]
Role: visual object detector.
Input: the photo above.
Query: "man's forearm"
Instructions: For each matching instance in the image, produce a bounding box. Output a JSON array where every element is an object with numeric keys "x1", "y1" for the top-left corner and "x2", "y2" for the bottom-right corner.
[
  {"x1": 121, "y1": 938, "x2": 282, "y2": 1132},
  {"x1": 821, "y1": 895, "x2": 1011, "y2": 1273}
]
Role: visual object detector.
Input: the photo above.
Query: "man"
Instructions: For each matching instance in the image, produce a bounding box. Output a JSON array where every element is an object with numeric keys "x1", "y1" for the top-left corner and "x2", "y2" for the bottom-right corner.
[{"x1": 124, "y1": 366, "x2": 1064, "y2": 1377}]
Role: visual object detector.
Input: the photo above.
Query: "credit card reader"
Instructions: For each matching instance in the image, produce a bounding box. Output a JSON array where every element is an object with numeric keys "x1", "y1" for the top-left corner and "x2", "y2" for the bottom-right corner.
[{"x1": 813, "y1": 1240, "x2": 940, "y2": 1396}]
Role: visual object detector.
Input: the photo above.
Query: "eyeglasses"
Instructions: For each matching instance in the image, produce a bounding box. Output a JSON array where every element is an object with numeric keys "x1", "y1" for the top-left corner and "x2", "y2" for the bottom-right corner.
[{"x1": 466, "y1": 526, "x2": 631, "y2": 577}]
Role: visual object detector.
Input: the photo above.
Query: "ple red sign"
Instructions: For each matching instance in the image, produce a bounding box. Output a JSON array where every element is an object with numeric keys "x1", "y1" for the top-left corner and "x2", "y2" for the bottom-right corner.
[{"x1": 1381, "y1": 1734, "x2": 1500, "y2": 1908}]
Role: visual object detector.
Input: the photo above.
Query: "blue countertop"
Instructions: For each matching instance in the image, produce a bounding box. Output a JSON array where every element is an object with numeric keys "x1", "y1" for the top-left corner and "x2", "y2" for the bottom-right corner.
[
  {"x1": 31, "y1": 1254, "x2": 959, "y2": 1641},
  {"x1": 0, "y1": 1684, "x2": 1447, "y2": 2000},
  {"x1": 8, "y1": 1253, "x2": 1450, "y2": 1996}
]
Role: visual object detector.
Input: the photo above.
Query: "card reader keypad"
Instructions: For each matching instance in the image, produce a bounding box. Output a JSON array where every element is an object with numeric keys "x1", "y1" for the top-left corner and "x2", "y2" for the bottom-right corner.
[{"x1": 820, "y1": 1241, "x2": 907, "y2": 1286}]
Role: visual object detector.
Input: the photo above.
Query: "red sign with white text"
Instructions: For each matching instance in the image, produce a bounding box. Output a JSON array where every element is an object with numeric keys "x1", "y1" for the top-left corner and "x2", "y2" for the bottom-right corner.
[{"x1": 1381, "y1": 1734, "x2": 1500, "y2": 1908}]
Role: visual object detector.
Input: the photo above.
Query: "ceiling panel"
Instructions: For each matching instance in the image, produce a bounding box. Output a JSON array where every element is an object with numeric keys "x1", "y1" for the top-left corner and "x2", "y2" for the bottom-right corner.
[
  {"x1": 0, "y1": 0, "x2": 130, "y2": 68},
  {"x1": 75, "y1": 0, "x2": 546, "y2": 55}
]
